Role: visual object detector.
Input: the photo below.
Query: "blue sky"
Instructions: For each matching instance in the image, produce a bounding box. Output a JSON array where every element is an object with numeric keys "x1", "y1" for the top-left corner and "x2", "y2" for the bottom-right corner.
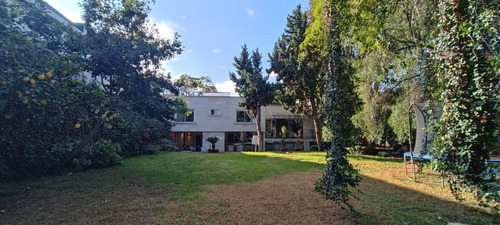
[{"x1": 44, "y1": 0, "x2": 309, "y2": 94}]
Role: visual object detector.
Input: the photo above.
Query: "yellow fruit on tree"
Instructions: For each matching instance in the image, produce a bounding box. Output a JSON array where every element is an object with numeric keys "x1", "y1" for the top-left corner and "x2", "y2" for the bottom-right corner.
[
  {"x1": 75, "y1": 123, "x2": 81, "y2": 129},
  {"x1": 16, "y1": 91, "x2": 22, "y2": 97},
  {"x1": 37, "y1": 74, "x2": 45, "y2": 80},
  {"x1": 22, "y1": 99, "x2": 29, "y2": 104},
  {"x1": 41, "y1": 100, "x2": 47, "y2": 105},
  {"x1": 26, "y1": 118, "x2": 30, "y2": 123},
  {"x1": 23, "y1": 77, "x2": 30, "y2": 82},
  {"x1": 46, "y1": 71, "x2": 53, "y2": 78},
  {"x1": 4, "y1": 114, "x2": 12, "y2": 119},
  {"x1": 29, "y1": 79, "x2": 36, "y2": 85}
]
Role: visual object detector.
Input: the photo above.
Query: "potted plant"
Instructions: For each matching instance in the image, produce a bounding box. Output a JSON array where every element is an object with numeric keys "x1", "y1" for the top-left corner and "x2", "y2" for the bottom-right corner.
[{"x1": 205, "y1": 136, "x2": 220, "y2": 153}]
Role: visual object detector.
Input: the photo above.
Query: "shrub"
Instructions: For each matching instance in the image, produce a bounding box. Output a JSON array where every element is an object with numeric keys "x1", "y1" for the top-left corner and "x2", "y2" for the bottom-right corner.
[
  {"x1": 159, "y1": 138, "x2": 179, "y2": 151},
  {"x1": 106, "y1": 110, "x2": 169, "y2": 156},
  {"x1": 71, "y1": 140, "x2": 121, "y2": 171}
]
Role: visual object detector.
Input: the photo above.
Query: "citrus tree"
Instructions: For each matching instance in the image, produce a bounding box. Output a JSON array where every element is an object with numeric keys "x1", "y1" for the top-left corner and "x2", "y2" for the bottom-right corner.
[{"x1": 0, "y1": 0, "x2": 112, "y2": 179}]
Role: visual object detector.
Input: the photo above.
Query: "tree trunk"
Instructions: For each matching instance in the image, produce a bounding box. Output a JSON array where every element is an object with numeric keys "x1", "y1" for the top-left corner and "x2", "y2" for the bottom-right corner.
[
  {"x1": 255, "y1": 107, "x2": 264, "y2": 152},
  {"x1": 61, "y1": 119, "x2": 102, "y2": 166},
  {"x1": 312, "y1": 115, "x2": 323, "y2": 151},
  {"x1": 310, "y1": 98, "x2": 323, "y2": 151}
]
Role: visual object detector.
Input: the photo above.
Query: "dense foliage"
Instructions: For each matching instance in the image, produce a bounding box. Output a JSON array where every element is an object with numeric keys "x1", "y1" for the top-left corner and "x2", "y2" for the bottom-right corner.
[
  {"x1": 432, "y1": 0, "x2": 499, "y2": 212},
  {"x1": 348, "y1": 0, "x2": 437, "y2": 147},
  {"x1": 0, "y1": 0, "x2": 182, "y2": 180},
  {"x1": 0, "y1": 0, "x2": 109, "y2": 179}
]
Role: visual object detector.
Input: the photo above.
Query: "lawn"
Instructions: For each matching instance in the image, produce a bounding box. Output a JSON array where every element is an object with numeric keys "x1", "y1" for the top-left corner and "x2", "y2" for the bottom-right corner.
[{"x1": 0, "y1": 152, "x2": 497, "y2": 224}]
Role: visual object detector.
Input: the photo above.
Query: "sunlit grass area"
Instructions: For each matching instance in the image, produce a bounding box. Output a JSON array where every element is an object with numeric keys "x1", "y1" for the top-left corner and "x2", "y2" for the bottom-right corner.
[{"x1": 0, "y1": 152, "x2": 496, "y2": 224}]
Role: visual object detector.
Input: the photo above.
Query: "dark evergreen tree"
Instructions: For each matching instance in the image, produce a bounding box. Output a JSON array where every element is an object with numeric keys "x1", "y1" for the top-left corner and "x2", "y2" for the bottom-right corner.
[
  {"x1": 230, "y1": 45, "x2": 274, "y2": 152},
  {"x1": 269, "y1": 5, "x2": 327, "y2": 151}
]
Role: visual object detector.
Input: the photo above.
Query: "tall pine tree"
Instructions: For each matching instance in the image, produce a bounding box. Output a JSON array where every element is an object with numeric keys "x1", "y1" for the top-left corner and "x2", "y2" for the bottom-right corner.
[
  {"x1": 230, "y1": 45, "x2": 274, "y2": 152},
  {"x1": 269, "y1": 5, "x2": 326, "y2": 151}
]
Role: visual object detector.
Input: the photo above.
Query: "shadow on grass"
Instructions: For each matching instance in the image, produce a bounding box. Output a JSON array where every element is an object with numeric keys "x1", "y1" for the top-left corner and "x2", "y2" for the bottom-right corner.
[
  {"x1": 352, "y1": 176, "x2": 496, "y2": 225},
  {"x1": 349, "y1": 154, "x2": 404, "y2": 163},
  {"x1": 0, "y1": 152, "x2": 496, "y2": 225}
]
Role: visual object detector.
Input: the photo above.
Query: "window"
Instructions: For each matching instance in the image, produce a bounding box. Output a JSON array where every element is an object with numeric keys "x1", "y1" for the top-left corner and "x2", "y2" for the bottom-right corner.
[
  {"x1": 265, "y1": 118, "x2": 303, "y2": 138},
  {"x1": 176, "y1": 110, "x2": 194, "y2": 122},
  {"x1": 236, "y1": 111, "x2": 252, "y2": 122},
  {"x1": 210, "y1": 109, "x2": 221, "y2": 116}
]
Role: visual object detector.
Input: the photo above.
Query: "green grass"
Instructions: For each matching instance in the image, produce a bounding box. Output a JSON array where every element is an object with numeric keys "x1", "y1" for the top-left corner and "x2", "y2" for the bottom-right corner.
[
  {"x1": 1, "y1": 151, "x2": 497, "y2": 225},
  {"x1": 107, "y1": 151, "x2": 325, "y2": 199}
]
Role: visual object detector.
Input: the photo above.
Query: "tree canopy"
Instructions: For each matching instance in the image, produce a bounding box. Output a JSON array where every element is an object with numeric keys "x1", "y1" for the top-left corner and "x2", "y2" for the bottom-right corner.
[
  {"x1": 173, "y1": 74, "x2": 217, "y2": 96},
  {"x1": 268, "y1": 4, "x2": 327, "y2": 151}
]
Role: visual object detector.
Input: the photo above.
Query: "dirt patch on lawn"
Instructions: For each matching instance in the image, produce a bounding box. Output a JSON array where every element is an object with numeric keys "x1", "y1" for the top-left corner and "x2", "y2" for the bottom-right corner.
[
  {"x1": 202, "y1": 171, "x2": 356, "y2": 225},
  {"x1": 0, "y1": 182, "x2": 170, "y2": 225}
]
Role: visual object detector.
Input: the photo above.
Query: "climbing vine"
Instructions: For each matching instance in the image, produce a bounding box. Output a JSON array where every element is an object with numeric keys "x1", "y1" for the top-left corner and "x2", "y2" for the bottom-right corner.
[
  {"x1": 312, "y1": 0, "x2": 361, "y2": 211},
  {"x1": 432, "y1": 0, "x2": 499, "y2": 212}
]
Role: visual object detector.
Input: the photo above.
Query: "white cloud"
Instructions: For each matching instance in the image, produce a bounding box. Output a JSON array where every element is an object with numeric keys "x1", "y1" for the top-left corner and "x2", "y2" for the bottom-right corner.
[
  {"x1": 214, "y1": 80, "x2": 238, "y2": 96},
  {"x1": 150, "y1": 19, "x2": 178, "y2": 40},
  {"x1": 245, "y1": 8, "x2": 255, "y2": 16},
  {"x1": 212, "y1": 48, "x2": 222, "y2": 54},
  {"x1": 269, "y1": 71, "x2": 278, "y2": 77},
  {"x1": 186, "y1": 49, "x2": 193, "y2": 53}
]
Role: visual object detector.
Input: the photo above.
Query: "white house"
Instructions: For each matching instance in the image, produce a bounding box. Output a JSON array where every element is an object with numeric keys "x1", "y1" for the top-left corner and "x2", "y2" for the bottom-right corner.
[{"x1": 170, "y1": 93, "x2": 316, "y2": 152}]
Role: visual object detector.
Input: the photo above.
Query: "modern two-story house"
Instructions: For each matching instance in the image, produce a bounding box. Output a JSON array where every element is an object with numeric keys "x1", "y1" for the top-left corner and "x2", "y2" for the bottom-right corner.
[{"x1": 170, "y1": 93, "x2": 316, "y2": 152}]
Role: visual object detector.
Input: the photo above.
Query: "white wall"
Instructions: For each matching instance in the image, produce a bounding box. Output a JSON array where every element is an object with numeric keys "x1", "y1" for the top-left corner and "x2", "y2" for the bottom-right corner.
[{"x1": 172, "y1": 96, "x2": 256, "y2": 133}]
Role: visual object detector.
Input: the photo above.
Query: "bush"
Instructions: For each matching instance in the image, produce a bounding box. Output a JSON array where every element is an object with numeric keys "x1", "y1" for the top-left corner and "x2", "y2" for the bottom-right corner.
[
  {"x1": 42, "y1": 139, "x2": 81, "y2": 171},
  {"x1": 71, "y1": 140, "x2": 121, "y2": 171},
  {"x1": 159, "y1": 138, "x2": 179, "y2": 151},
  {"x1": 106, "y1": 110, "x2": 169, "y2": 156}
]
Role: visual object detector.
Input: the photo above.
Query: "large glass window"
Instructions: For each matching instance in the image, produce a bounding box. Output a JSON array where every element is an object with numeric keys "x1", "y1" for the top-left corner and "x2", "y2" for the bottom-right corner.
[
  {"x1": 265, "y1": 118, "x2": 303, "y2": 138},
  {"x1": 236, "y1": 111, "x2": 252, "y2": 122},
  {"x1": 176, "y1": 110, "x2": 194, "y2": 122}
]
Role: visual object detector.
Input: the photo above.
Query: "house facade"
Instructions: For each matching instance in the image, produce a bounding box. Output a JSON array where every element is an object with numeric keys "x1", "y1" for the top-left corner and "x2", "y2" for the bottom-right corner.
[{"x1": 171, "y1": 94, "x2": 316, "y2": 152}]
